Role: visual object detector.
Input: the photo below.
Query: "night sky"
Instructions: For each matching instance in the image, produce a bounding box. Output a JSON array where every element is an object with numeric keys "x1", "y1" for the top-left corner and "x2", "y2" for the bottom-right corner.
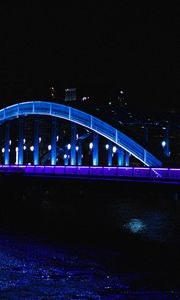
[{"x1": 0, "y1": 3, "x2": 178, "y2": 113}]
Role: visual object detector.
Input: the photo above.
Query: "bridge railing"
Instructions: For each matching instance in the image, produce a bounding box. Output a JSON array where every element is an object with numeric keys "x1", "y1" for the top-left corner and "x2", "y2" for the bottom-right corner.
[{"x1": 0, "y1": 165, "x2": 180, "y2": 181}]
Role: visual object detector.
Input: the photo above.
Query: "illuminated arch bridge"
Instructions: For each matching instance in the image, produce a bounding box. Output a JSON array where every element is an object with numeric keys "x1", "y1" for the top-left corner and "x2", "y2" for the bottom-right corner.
[{"x1": 0, "y1": 101, "x2": 162, "y2": 167}]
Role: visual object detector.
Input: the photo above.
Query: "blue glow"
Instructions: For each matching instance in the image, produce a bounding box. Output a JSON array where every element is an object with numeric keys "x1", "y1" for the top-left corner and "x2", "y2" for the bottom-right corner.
[
  {"x1": 0, "y1": 101, "x2": 162, "y2": 167},
  {"x1": 125, "y1": 219, "x2": 146, "y2": 233},
  {"x1": 1, "y1": 166, "x2": 180, "y2": 184}
]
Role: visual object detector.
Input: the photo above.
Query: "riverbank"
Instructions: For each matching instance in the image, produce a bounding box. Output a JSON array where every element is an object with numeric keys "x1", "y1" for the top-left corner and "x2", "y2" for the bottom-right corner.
[{"x1": 0, "y1": 174, "x2": 180, "y2": 297}]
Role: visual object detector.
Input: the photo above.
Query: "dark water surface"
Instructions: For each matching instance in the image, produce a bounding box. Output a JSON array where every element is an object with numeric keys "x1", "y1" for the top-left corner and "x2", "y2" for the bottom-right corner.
[{"x1": 0, "y1": 174, "x2": 180, "y2": 299}]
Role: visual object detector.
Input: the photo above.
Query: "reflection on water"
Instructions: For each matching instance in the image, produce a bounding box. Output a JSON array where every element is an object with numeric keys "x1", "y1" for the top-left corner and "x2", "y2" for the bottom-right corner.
[
  {"x1": 0, "y1": 175, "x2": 180, "y2": 298},
  {"x1": 0, "y1": 230, "x2": 179, "y2": 299},
  {"x1": 124, "y1": 218, "x2": 146, "y2": 233}
]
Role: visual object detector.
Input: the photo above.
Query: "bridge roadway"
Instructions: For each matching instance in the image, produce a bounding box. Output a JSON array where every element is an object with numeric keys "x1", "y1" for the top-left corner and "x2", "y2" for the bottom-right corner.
[{"x1": 0, "y1": 165, "x2": 180, "y2": 184}]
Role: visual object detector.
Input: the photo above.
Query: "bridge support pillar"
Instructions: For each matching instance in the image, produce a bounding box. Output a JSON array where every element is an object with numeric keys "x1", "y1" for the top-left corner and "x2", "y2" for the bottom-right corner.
[
  {"x1": 70, "y1": 123, "x2": 76, "y2": 165},
  {"x1": 64, "y1": 147, "x2": 68, "y2": 166},
  {"x1": 117, "y1": 148, "x2": 124, "y2": 166},
  {"x1": 34, "y1": 116, "x2": 39, "y2": 165},
  {"x1": 77, "y1": 140, "x2": 82, "y2": 166},
  {"x1": 51, "y1": 118, "x2": 57, "y2": 165},
  {"x1": 18, "y1": 118, "x2": 24, "y2": 165},
  {"x1": 92, "y1": 132, "x2": 99, "y2": 166},
  {"x1": 108, "y1": 142, "x2": 113, "y2": 166},
  {"x1": 125, "y1": 151, "x2": 130, "y2": 166},
  {"x1": 4, "y1": 122, "x2": 10, "y2": 165}
]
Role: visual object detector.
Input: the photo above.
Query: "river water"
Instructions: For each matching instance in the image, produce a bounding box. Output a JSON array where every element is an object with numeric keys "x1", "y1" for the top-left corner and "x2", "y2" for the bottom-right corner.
[{"x1": 0, "y1": 174, "x2": 180, "y2": 299}]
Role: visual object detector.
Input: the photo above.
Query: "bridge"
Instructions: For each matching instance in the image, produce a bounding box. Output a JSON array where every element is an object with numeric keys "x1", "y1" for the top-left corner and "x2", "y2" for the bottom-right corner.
[
  {"x1": 0, "y1": 101, "x2": 162, "y2": 167},
  {"x1": 0, "y1": 165, "x2": 180, "y2": 185},
  {"x1": 0, "y1": 100, "x2": 179, "y2": 184}
]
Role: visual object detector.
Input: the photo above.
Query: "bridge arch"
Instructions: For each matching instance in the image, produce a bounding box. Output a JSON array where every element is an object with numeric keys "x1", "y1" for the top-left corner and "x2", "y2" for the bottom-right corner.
[{"x1": 0, "y1": 101, "x2": 162, "y2": 167}]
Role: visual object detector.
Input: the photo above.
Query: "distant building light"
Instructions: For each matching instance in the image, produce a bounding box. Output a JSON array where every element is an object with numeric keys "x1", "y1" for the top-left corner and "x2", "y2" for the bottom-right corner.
[
  {"x1": 76, "y1": 134, "x2": 79, "y2": 139},
  {"x1": 39, "y1": 137, "x2": 42, "y2": 143},
  {"x1": 1, "y1": 148, "x2": 5, "y2": 153},
  {"x1": 82, "y1": 96, "x2": 89, "y2": 101},
  {"x1": 105, "y1": 144, "x2": 109, "y2": 150},
  {"x1": 65, "y1": 88, "x2": 77, "y2": 102},
  {"x1": 23, "y1": 138, "x2": 26, "y2": 144},
  {"x1": 120, "y1": 90, "x2": 124, "y2": 94},
  {"x1": 56, "y1": 136, "x2": 59, "y2": 142},
  {"x1": 118, "y1": 121, "x2": 124, "y2": 125},
  {"x1": 109, "y1": 102, "x2": 112, "y2": 106},
  {"x1": 48, "y1": 145, "x2": 51, "y2": 151},
  {"x1": 9, "y1": 140, "x2": 12, "y2": 145},
  {"x1": 76, "y1": 146, "x2": 79, "y2": 151},
  {"x1": 64, "y1": 154, "x2": 67, "y2": 159},
  {"x1": 30, "y1": 146, "x2": 34, "y2": 151},
  {"x1": 67, "y1": 144, "x2": 71, "y2": 150},
  {"x1": 23, "y1": 146, "x2": 26, "y2": 150}
]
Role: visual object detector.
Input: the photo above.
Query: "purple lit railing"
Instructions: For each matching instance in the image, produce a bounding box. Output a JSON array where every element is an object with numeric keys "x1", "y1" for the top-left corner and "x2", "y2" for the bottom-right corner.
[{"x1": 0, "y1": 165, "x2": 180, "y2": 182}]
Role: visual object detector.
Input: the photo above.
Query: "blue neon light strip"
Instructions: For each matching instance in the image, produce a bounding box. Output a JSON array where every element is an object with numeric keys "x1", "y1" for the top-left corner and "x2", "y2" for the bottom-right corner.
[
  {"x1": 0, "y1": 165, "x2": 180, "y2": 183},
  {"x1": 0, "y1": 101, "x2": 162, "y2": 167}
]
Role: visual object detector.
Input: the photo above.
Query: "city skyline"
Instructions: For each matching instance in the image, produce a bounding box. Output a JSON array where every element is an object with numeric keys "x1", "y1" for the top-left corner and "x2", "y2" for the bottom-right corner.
[{"x1": 0, "y1": 4, "x2": 177, "y2": 113}]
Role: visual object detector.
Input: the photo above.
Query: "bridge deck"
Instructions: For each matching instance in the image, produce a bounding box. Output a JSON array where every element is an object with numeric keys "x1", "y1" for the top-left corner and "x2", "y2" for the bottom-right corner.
[{"x1": 0, "y1": 165, "x2": 180, "y2": 184}]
